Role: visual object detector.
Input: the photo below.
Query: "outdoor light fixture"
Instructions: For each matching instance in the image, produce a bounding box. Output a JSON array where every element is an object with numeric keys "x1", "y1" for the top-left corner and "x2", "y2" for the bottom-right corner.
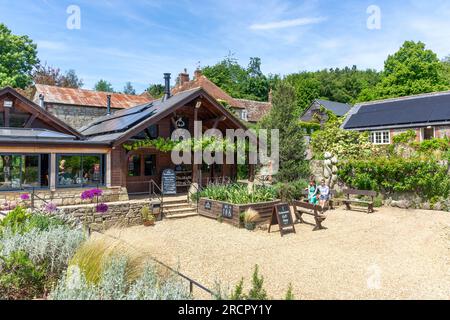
[
  {"x1": 3, "y1": 100, "x2": 13, "y2": 108},
  {"x1": 427, "y1": 126, "x2": 432, "y2": 129}
]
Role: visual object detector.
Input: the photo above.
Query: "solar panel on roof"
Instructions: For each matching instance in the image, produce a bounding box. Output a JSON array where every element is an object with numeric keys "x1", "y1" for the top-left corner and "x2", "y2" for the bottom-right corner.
[{"x1": 345, "y1": 93, "x2": 450, "y2": 129}]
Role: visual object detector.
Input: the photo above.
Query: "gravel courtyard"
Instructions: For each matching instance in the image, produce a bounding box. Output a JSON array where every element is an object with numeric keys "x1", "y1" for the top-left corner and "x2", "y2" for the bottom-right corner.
[{"x1": 102, "y1": 207, "x2": 450, "y2": 300}]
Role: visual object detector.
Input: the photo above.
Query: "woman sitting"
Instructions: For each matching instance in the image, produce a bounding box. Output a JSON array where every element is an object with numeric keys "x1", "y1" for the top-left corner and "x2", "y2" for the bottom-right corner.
[
  {"x1": 305, "y1": 179, "x2": 319, "y2": 205},
  {"x1": 318, "y1": 179, "x2": 331, "y2": 209}
]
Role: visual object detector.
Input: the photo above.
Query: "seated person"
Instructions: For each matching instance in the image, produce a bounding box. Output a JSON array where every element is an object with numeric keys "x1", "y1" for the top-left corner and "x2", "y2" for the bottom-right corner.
[
  {"x1": 318, "y1": 179, "x2": 331, "y2": 209},
  {"x1": 305, "y1": 179, "x2": 318, "y2": 205}
]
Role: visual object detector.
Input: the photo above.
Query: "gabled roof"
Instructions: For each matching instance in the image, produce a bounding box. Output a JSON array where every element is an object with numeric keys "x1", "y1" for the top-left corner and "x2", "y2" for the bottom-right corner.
[
  {"x1": 0, "y1": 86, "x2": 83, "y2": 139},
  {"x1": 81, "y1": 87, "x2": 247, "y2": 146},
  {"x1": 235, "y1": 99, "x2": 272, "y2": 122},
  {"x1": 33, "y1": 84, "x2": 153, "y2": 109},
  {"x1": 315, "y1": 99, "x2": 352, "y2": 117},
  {"x1": 172, "y1": 73, "x2": 244, "y2": 109},
  {"x1": 343, "y1": 91, "x2": 450, "y2": 130}
]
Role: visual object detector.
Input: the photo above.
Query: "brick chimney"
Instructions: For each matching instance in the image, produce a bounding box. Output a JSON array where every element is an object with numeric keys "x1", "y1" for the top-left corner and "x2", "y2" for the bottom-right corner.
[
  {"x1": 179, "y1": 68, "x2": 190, "y2": 86},
  {"x1": 194, "y1": 68, "x2": 202, "y2": 80}
]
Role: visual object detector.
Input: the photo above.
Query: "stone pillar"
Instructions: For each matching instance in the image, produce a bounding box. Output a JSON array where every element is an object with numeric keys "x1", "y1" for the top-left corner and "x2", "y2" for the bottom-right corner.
[{"x1": 50, "y1": 153, "x2": 56, "y2": 191}]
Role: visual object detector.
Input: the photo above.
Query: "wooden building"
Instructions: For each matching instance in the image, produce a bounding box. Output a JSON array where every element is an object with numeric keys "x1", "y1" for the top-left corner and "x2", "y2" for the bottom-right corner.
[{"x1": 0, "y1": 79, "x2": 249, "y2": 196}]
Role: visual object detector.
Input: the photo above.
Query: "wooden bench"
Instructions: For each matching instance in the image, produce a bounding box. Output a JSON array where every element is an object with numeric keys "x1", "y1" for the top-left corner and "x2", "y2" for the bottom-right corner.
[
  {"x1": 301, "y1": 189, "x2": 337, "y2": 210},
  {"x1": 293, "y1": 201, "x2": 327, "y2": 231},
  {"x1": 335, "y1": 189, "x2": 377, "y2": 214}
]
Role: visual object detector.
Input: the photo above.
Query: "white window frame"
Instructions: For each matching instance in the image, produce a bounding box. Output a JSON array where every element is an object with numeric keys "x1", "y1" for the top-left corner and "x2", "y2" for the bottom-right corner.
[
  {"x1": 420, "y1": 127, "x2": 435, "y2": 141},
  {"x1": 241, "y1": 110, "x2": 248, "y2": 122},
  {"x1": 369, "y1": 131, "x2": 390, "y2": 145}
]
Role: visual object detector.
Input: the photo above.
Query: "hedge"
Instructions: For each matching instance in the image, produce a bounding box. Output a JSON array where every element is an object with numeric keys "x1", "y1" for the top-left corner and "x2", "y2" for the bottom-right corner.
[{"x1": 338, "y1": 158, "x2": 450, "y2": 200}]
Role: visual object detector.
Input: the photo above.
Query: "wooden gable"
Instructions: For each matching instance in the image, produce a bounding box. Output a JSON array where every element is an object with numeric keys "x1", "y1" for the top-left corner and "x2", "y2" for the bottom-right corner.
[{"x1": 0, "y1": 87, "x2": 82, "y2": 138}]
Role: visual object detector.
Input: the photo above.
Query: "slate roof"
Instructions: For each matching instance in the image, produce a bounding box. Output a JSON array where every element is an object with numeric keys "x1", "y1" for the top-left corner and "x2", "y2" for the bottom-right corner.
[
  {"x1": 343, "y1": 91, "x2": 450, "y2": 130},
  {"x1": 34, "y1": 84, "x2": 153, "y2": 109},
  {"x1": 235, "y1": 99, "x2": 272, "y2": 122},
  {"x1": 315, "y1": 99, "x2": 352, "y2": 117},
  {"x1": 172, "y1": 73, "x2": 244, "y2": 109}
]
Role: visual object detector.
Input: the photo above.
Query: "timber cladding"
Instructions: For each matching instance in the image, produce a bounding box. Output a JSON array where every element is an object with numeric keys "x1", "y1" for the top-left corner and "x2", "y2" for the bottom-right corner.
[{"x1": 198, "y1": 198, "x2": 281, "y2": 227}]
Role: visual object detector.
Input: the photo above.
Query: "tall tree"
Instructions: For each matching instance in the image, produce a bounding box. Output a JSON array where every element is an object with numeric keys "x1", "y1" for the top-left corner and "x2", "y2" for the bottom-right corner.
[
  {"x1": 359, "y1": 41, "x2": 450, "y2": 101},
  {"x1": 33, "y1": 64, "x2": 83, "y2": 88},
  {"x1": 259, "y1": 81, "x2": 309, "y2": 182},
  {"x1": 146, "y1": 84, "x2": 165, "y2": 98},
  {"x1": 123, "y1": 82, "x2": 136, "y2": 95},
  {"x1": 94, "y1": 79, "x2": 114, "y2": 93},
  {"x1": 60, "y1": 69, "x2": 84, "y2": 88},
  {"x1": 0, "y1": 23, "x2": 39, "y2": 88}
]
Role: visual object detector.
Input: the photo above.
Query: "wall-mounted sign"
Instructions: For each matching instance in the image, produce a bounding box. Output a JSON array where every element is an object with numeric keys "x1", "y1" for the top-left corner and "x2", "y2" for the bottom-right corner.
[{"x1": 204, "y1": 200, "x2": 212, "y2": 210}]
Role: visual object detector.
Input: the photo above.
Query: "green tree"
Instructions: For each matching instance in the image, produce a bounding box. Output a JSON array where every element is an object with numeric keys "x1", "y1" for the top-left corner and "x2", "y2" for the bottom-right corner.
[
  {"x1": 94, "y1": 79, "x2": 114, "y2": 93},
  {"x1": 123, "y1": 82, "x2": 136, "y2": 95},
  {"x1": 260, "y1": 81, "x2": 309, "y2": 182},
  {"x1": 33, "y1": 64, "x2": 83, "y2": 88},
  {"x1": 0, "y1": 23, "x2": 39, "y2": 88},
  {"x1": 359, "y1": 41, "x2": 450, "y2": 101},
  {"x1": 60, "y1": 69, "x2": 84, "y2": 88},
  {"x1": 146, "y1": 84, "x2": 165, "y2": 98}
]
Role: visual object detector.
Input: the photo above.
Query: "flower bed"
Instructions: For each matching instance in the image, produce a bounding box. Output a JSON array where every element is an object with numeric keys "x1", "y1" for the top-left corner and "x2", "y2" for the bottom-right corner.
[{"x1": 198, "y1": 198, "x2": 280, "y2": 227}]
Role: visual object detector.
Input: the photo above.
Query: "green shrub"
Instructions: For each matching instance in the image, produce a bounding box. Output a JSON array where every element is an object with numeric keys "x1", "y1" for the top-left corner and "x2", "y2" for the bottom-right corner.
[
  {"x1": 273, "y1": 179, "x2": 308, "y2": 203},
  {"x1": 393, "y1": 130, "x2": 416, "y2": 144},
  {"x1": 198, "y1": 184, "x2": 277, "y2": 205},
  {"x1": 230, "y1": 278, "x2": 245, "y2": 300},
  {"x1": 0, "y1": 206, "x2": 30, "y2": 235},
  {"x1": 248, "y1": 265, "x2": 267, "y2": 300},
  {"x1": 285, "y1": 283, "x2": 295, "y2": 300},
  {"x1": 338, "y1": 158, "x2": 450, "y2": 200},
  {"x1": 0, "y1": 251, "x2": 46, "y2": 300}
]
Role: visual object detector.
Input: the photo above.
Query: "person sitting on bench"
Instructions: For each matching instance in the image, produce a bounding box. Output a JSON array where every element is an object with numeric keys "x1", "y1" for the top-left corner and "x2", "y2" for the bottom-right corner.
[
  {"x1": 318, "y1": 179, "x2": 330, "y2": 209},
  {"x1": 305, "y1": 179, "x2": 319, "y2": 205}
]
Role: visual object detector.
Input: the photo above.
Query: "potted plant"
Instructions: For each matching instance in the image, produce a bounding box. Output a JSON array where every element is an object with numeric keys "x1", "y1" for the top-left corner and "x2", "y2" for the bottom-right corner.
[
  {"x1": 242, "y1": 209, "x2": 260, "y2": 231},
  {"x1": 141, "y1": 207, "x2": 155, "y2": 227}
]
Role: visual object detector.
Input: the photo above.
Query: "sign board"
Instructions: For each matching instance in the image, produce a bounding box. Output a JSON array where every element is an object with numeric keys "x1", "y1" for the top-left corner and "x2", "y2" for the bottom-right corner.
[
  {"x1": 162, "y1": 169, "x2": 177, "y2": 195},
  {"x1": 204, "y1": 200, "x2": 212, "y2": 210},
  {"x1": 222, "y1": 203, "x2": 233, "y2": 219},
  {"x1": 268, "y1": 203, "x2": 296, "y2": 237}
]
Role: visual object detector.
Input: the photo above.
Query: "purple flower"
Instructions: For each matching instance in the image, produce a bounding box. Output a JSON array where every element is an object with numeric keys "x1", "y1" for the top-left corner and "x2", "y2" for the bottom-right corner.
[
  {"x1": 20, "y1": 194, "x2": 30, "y2": 201},
  {"x1": 44, "y1": 202, "x2": 58, "y2": 213},
  {"x1": 96, "y1": 203, "x2": 109, "y2": 213},
  {"x1": 81, "y1": 189, "x2": 103, "y2": 200}
]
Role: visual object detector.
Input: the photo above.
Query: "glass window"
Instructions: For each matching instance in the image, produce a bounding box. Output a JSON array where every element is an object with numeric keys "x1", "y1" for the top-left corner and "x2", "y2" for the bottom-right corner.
[
  {"x1": 370, "y1": 131, "x2": 390, "y2": 145},
  {"x1": 58, "y1": 155, "x2": 82, "y2": 186},
  {"x1": 0, "y1": 113, "x2": 4, "y2": 126},
  {"x1": 132, "y1": 125, "x2": 159, "y2": 140},
  {"x1": 9, "y1": 108, "x2": 31, "y2": 127},
  {"x1": 57, "y1": 154, "x2": 104, "y2": 187},
  {"x1": 144, "y1": 155, "x2": 157, "y2": 176},
  {"x1": 128, "y1": 155, "x2": 141, "y2": 177},
  {"x1": 422, "y1": 127, "x2": 434, "y2": 140},
  {"x1": 82, "y1": 155, "x2": 103, "y2": 185},
  {"x1": 0, "y1": 154, "x2": 49, "y2": 190},
  {"x1": 21, "y1": 155, "x2": 40, "y2": 189}
]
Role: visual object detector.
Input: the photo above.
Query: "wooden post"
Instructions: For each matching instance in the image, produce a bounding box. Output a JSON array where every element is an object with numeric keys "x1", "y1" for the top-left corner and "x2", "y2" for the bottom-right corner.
[
  {"x1": 106, "y1": 151, "x2": 112, "y2": 188},
  {"x1": 249, "y1": 164, "x2": 255, "y2": 183},
  {"x1": 50, "y1": 153, "x2": 56, "y2": 191}
]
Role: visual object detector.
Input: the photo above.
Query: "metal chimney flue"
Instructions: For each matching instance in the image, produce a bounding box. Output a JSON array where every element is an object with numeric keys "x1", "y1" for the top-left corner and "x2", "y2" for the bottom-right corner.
[
  {"x1": 106, "y1": 95, "x2": 111, "y2": 115},
  {"x1": 39, "y1": 94, "x2": 45, "y2": 109},
  {"x1": 163, "y1": 73, "x2": 171, "y2": 100}
]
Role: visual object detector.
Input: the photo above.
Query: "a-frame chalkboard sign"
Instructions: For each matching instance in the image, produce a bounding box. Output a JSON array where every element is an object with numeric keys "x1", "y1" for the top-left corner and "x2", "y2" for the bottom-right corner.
[{"x1": 268, "y1": 203, "x2": 296, "y2": 237}]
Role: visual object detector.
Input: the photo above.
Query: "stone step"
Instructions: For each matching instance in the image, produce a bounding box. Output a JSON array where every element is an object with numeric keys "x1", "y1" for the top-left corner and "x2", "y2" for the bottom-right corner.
[
  {"x1": 165, "y1": 212, "x2": 199, "y2": 220},
  {"x1": 162, "y1": 202, "x2": 193, "y2": 209},
  {"x1": 164, "y1": 206, "x2": 197, "y2": 215}
]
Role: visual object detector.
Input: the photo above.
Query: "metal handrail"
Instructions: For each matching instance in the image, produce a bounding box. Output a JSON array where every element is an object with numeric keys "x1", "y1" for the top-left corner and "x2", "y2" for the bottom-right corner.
[{"x1": 149, "y1": 180, "x2": 164, "y2": 217}]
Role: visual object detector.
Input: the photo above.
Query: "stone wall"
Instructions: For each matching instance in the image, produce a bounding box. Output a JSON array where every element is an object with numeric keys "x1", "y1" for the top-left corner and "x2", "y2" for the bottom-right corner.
[
  {"x1": 56, "y1": 200, "x2": 148, "y2": 232},
  {"x1": 46, "y1": 103, "x2": 120, "y2": 129},
  {"x1": 0, "y1": 187, "x2": 129, "y2": 209}
]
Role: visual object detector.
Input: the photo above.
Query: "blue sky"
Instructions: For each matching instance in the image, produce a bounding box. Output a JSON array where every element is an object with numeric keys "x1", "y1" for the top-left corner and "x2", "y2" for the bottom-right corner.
[{"x1": 1, "y1": 0, "x2": 450, "y2": 93}]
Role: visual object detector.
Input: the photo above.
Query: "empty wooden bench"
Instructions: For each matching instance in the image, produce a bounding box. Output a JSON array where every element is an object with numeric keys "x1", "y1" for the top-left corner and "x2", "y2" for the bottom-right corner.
[
  {"x1": 293, "y1": 201, "x2": 327, "y2": 231},
  {"x1": 336, "y1": 189, "x2": 377, "y2": 214}
]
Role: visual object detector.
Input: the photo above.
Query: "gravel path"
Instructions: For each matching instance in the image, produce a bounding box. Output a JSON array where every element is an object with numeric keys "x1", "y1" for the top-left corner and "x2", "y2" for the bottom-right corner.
[{"x1": 104, "y1": 207, "x2": 450, "y2": 300}]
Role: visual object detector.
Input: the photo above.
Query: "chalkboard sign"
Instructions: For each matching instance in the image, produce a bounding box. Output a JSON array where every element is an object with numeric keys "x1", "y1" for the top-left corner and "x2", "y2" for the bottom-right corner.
[
  {"x1": 162, "y1": 169, "x2": 177, "y2": 195},
  {"x1": 222, "y1": 204, "x2": 233, "y2": 219},
  {"x1": 268, "y1": 203, "x2": 296, "y2": 237},
  {"x1": 204, "y1": 200, "x2": 212, "y2": 210}
]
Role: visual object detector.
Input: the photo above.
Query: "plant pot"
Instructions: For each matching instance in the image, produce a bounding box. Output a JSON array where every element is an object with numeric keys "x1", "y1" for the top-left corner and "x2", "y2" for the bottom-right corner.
[
  {"x1": 143, "y1": 220, "x2": 155, "y2": 227},
  {"x1": 244, "y1": 222, "x2": 256, "y2": 231}
]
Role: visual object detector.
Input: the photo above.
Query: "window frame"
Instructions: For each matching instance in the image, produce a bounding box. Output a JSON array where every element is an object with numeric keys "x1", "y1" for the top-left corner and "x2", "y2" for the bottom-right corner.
[
  {"x1": 369, "y1": 130, "x2": 391, "y2": 145},
  {"x1": 56, "y1": 154, "x2": 105, "y2": 188},
  {"x1": 421, "y1": 127, "x2": 435, "y2": 141}
]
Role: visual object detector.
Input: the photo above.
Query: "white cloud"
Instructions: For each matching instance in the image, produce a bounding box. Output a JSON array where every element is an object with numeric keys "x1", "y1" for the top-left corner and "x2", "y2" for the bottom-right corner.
[
  {"x1": 250, "y1": 16, "x2": 327, "y2": 30},
  {"x1": 36, "y1": 40, "x2": 68, "y2": 51}
]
